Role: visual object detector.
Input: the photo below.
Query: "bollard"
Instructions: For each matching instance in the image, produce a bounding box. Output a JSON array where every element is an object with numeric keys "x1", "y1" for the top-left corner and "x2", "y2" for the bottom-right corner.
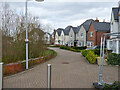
[
  {"x1": 47, "y1": 64, "x2": 51, "y2": 90},
  {"x1": 0, "y1": 62, "x2": 3, "y2": 90}
]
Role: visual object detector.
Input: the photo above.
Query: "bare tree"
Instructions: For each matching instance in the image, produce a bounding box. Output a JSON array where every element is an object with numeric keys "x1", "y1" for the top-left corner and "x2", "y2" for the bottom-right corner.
[{"x1": 1, "y1": 3, "x2": 47, "y2": 64}]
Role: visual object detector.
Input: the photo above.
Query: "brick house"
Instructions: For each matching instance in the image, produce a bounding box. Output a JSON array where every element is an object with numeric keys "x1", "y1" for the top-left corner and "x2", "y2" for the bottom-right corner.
[{"x1": 87, "y1": 19, "x2": 110, "y2": 47}]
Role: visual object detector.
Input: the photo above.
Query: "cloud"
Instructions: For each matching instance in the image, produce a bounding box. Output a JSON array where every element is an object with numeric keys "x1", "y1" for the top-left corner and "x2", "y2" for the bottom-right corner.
[
  {"x1": 1, "y1": 1, "x2": 118, "y2": 33},
  {"x1": 0, "y1": 0, "x2": 119, "y2": 2}
]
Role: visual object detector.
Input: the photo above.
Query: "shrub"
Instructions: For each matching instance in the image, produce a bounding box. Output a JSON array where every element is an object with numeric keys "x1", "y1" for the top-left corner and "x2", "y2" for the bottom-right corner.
[
  {"x1": 103, "y1": 81, "x2": 120, "y2": 89},
  {"x1": 60, "y1": 46, "x2": 70, "y2": 50},
  {"x1": 92, "y1": 49, "x2": 107, "y2": 56},
  {"x1": 86, "y1": 51, "x2": 97, "y2": 64},
  {"x1": 72, "y1": 46, "x2": 87, "y2": 50},
  {"x1": 82, "y1": 50, "x2": 89, "y2": 57},
  {"x1": 92, "y1": 49, "x2": 100, "y2": 56},
  {"x1": 107, "y1": 53, "x2": 120, "y2": 65}
]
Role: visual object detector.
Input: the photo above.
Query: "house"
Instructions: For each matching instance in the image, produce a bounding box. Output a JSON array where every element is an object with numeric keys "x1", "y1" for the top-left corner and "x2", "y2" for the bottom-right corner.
[
  {"x1": 54, "y1": 28, "x2": 63, "y2": 45},
  {"x1": 44, "y1": 32, "x2": 51, "y2": 44},
  {"x1": 107, "y1": 6, "x2": 120, "y2": 54},
  {"x1": 76, "y1": 19, "x2": 94, "y2": 47},
  {"x1": 68, "y1": 26, "x2": 78, "y2": 46},
  {"x1": 87, "y1": 19, "x2": 110, "y2": 47}
]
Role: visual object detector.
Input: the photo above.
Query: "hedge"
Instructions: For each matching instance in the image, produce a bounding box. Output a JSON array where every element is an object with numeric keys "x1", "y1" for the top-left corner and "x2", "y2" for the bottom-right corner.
[
  {"x1": 72, "y1": 46, "x2": 87, "y2": 50},
  {"x1": 60, "y1": 46, "x2": 85, "y2": 52},
  {"x1": 60, "y1": 46, "x2": 70, "y2": 50},
  {"x1": 102, "y1": 81, "x2": 120, "y2": 89},
  {"x1": 107, "y1": 53, "x2": 120, "y2": 65}
]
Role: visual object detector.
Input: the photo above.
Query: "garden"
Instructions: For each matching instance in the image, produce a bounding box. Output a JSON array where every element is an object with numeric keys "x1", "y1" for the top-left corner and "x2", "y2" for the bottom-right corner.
[
  {"x1": 1, "y1": 4, "x2": 57, "y2": 76},
  {"x1": 81, "y1": 49, "x2": 120, "y2": 65},
  {"x1": 50, "y1": 45, "x2": 87, "y2": 52}
]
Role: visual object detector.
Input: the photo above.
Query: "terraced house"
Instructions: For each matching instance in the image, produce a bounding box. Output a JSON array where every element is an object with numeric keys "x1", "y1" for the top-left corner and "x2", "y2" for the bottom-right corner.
[
  {"x1": 54, "y1": 18, "x2": 110, "y2": 48},
  {"x1": 54, "y1": 28, "x2": 63, "y2": 45}
]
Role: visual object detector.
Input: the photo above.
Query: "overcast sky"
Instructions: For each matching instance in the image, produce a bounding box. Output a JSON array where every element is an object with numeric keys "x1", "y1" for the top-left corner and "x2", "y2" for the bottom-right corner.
[{"x1": 1, "y1": 1, "x2": 119, "y2": 33}]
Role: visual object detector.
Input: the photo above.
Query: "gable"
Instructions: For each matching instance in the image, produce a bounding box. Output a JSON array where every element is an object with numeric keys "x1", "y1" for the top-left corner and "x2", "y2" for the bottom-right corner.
[
  {"x1": 88, "y1": 23, "x2": 96, "y2": 32},
  {"x1": 79, "y1": 25, "x2": 86, "y2": 33},
  {"x1": 69, "y1": 28, "x2": 74, "y2": 35}
]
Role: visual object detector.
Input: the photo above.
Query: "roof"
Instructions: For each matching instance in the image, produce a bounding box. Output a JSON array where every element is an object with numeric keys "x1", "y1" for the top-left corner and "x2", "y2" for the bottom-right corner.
[
  {"x1": 44, "y1": 32, "x2": 51, "y2": 35},
  {"x1": 63, "y1": 26, "x2": 72, "y2": 35},
  {"x1": 82, "y1": 19, "x2": 94, "y2": 31},
  {"x1": 56, "y1": 28, "x2": 63, "y2": 36},
  {"x1": 92, "y1": 22, "x2": 110, "y2": 32},
  {"x1": 112, "y1": 7, "x2": 119, "y2": 20},
  {"x1": 72, "y1": 27, "x2": 79, "y2": 34}
]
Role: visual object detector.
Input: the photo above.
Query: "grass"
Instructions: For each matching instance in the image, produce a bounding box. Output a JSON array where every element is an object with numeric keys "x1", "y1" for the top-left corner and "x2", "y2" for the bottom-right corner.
[{"x1": 39, "y1": 49, "x2": 53, "y2": 57}]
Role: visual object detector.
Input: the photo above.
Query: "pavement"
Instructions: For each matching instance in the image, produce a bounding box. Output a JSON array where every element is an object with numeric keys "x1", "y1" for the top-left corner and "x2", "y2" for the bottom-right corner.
[{"x1": 3, "y1": 48, "x2": 118, "y2": 88}]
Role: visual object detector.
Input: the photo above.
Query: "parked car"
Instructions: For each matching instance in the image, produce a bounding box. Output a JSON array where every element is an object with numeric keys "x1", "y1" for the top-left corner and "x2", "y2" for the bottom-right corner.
[{"x1": 86, "y1": 45, "x2": 100, "y2": 50}]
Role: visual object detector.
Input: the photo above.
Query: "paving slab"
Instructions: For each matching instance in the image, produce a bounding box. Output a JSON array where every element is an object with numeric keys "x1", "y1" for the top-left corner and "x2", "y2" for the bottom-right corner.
[{"x1": 3, "y1": 48, "x2": 118, "y2": 88}]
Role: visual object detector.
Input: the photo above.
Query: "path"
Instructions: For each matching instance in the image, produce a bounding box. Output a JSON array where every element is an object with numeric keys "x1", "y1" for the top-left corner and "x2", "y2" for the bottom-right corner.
[{"x1": 3, "y1": 48, "x2": 118, "y2": 88}]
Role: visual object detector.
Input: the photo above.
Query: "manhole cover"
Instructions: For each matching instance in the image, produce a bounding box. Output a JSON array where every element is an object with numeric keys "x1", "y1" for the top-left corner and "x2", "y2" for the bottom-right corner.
[{"x1": 62, "y1": 62, "x2": 69, "y2": 64}]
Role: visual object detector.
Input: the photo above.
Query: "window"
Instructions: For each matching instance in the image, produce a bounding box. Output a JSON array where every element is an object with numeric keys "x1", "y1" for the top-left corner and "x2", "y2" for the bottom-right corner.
[
  {"x1": 112, "y1": 41, "x2": 116, "y2": 53},
  {"x1": 80, "y1": 42, "x2": 84, "y2": 46},
  {"x1": 110, "y1": 41, "x2": 113, "y2": 49},
  {"x1": 70, "y1": 35, "x2": 72, "y2": 38},
  {"x1": 87, "y1": 41, "x2": 93, "y2": 47},
  {"x1": 80, "y1": 33, "x2": 83, "y2": 38},
  {"x1": 87, "y1": 42, "x2": 90, "y2": 47},
  {"x1": 91, "y1": 42, "x2": 93, "y2": 47},
  {"x1": 90, "y1": 32, "x2": 93, "y2": 37}
]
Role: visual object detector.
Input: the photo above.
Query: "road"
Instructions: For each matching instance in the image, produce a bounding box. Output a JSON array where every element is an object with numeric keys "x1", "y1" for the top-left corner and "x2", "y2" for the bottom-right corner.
[{"x1": 3, "y1": 48, "x2": 118, "y2": 88}]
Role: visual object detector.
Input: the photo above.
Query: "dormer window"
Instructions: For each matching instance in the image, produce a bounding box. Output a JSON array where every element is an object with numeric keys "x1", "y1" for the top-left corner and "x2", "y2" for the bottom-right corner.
[{"x1": 70, "y1": 35, "x2": 72, "y2": 38}]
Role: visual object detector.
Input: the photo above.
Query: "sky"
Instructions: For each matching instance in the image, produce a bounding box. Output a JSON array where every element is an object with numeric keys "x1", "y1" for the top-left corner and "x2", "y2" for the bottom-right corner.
[{"x1": 0, "y1": 0, "x2": 119, "y2": 33}]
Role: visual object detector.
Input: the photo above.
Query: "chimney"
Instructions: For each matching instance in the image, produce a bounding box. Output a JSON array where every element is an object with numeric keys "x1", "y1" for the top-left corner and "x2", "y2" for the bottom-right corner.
[
  {"x1": 95, "y1": 17, "x2": 99, "y2": 22},
  {"x1": 103, "y1": 19, "x2": 105, "y2": 22}
]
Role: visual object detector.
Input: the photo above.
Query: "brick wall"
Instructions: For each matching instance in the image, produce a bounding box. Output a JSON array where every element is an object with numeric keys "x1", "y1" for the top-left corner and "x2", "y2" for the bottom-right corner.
[
  {"x1": 88, "y1": 23, "x2": 110, "y2": 46},
  {"x1": 88, "y1": 23, "x2": 97, "y2": 46},
  {"x1": 96, "y1": 31, "x2": 109, "y2": 46}
]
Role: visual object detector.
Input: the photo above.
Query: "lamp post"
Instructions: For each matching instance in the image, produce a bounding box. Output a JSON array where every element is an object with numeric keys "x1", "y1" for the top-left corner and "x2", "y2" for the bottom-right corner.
[{"x1": 25, "y1": 0, "x2": 44, "y2": 70}]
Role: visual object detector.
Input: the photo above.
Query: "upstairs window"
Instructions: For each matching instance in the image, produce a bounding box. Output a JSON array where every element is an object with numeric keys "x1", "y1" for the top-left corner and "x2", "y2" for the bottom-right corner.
[
  {"x1": 77, "y1": 34, "x2": 79, "y2": 37},
  {"x1": 80, "y1": 33, "x2": 83, "y2": 38},
  {"x1": 90, "y1": 32, "x2": 93, "y2": 37},
  {"x1": 70, "y1": 35, "x2": 72, "y2": 38}
]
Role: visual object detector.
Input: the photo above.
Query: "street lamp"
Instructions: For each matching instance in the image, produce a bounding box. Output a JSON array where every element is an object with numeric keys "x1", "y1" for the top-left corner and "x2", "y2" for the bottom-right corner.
[{"x1": 25, "y1": 0, "x2": 44, "y2": 70}]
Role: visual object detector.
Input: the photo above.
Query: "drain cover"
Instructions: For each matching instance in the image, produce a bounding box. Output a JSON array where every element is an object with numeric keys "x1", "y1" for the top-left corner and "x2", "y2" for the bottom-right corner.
[{"x1": 62, "y1": 62, "x2": 69, "y2": 64}]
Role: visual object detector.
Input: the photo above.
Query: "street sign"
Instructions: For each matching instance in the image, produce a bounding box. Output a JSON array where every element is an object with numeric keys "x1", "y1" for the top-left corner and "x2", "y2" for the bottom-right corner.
[{"x1": 25, "y1": 39, "x2": 29, "y2": 42}]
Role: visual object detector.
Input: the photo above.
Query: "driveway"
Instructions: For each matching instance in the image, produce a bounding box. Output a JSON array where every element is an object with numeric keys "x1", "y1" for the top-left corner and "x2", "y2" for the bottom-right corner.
[{"x1": 3, "y1": 48, "x2": 118, "y2": 88}]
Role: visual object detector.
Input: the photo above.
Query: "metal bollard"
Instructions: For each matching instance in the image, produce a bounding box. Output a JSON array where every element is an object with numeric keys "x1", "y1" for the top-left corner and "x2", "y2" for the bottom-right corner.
[
  {"x1": 0, "y1": 62, "x2": 3, "y2": 90},
  {"x1": 47, "y1": 64, "x2": 51, "y2": 90}
]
